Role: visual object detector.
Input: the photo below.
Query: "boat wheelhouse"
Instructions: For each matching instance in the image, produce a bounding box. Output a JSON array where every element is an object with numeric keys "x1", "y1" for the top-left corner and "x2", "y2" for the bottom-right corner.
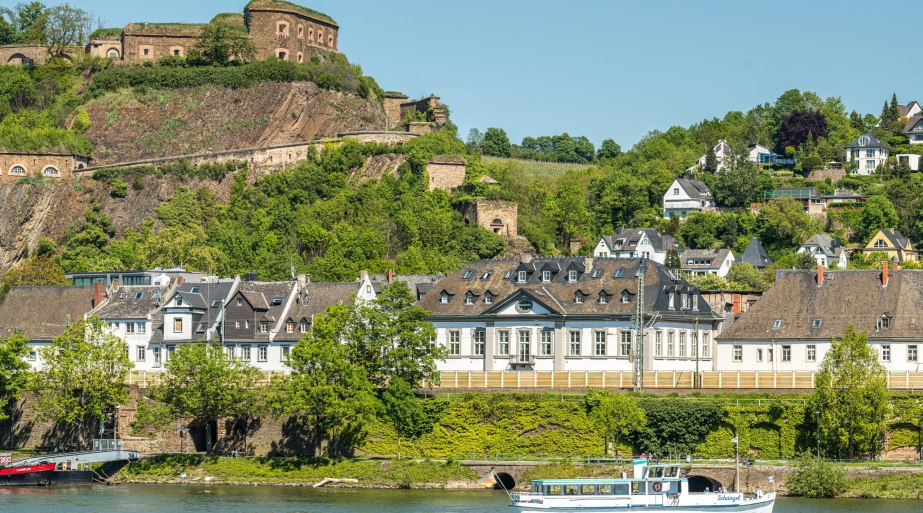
[{"x1": 510, "y1": 460, "x2": 774, "y2": 513}]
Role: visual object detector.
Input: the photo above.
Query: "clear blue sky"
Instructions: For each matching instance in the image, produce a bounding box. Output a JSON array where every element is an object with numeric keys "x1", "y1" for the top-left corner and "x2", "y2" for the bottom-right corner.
[{"x1": 61, "y1": 0, "x2": 921, "y2": 148}]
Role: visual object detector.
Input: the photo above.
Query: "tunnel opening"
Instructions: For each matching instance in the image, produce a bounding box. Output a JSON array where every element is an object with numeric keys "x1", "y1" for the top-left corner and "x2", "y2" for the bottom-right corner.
[
  {"x1": 494, "y1": 472, "x2": 516, "y2": 490},
  {"x1": 687, "y1": 475, "x2": 722, "y2": 493}
]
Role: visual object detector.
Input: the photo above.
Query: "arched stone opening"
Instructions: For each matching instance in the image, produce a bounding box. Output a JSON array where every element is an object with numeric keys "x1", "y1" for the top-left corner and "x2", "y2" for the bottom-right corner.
[
  {"x1": 494, "y1": 472, "x2": 515, "y2": 490},
  {"x1": 7, "y1": 53, "x2": 32, "y2": 65},
  {"x1": 687, "y1": 475, "x2": 722, "y2": 493},
  {"x1": 106, "y1": 48, "x2": 120, "y2": 59}
]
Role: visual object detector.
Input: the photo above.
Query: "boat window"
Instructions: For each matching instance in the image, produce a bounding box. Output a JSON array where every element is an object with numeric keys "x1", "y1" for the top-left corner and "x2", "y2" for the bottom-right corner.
[
  {"x1": 547, "y1": 485, "x2": 562, "y2": 495},
  {"x1": 598, "y1": 484, "x2": 614, "y2": 495},
  {"x1": 613, "y1": 483, "x2": 630, "y2": 495},
  {"x1": 631, "y1": 482, "x2": 644, "y2": 495},
  {"x1": 565, "y1": 485, "x2": 579, "y2": 495},
  {"x1": 581, "y1": 484, "x2": 596, "y2": 495}
]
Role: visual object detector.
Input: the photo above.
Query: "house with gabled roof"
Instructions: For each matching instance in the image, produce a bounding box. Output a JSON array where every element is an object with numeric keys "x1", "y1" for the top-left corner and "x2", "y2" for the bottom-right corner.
[
  {"x1": 593, "y1": 228, "x2": 681, "y2": 265},
  {"x1": 422, "y1": 256, "x2": 720, "y2": 373},
  {"x1": 91, "y1": 282, "x2": 176, "y2": 371},
  {"x1": 864, "y1": 229, "x2": 919, "y2": 263},
  {"x1": 798, "y1": 234, "x2": 848, "y2": 268},
  {"x1": 903, "y1": 114, "x2": 923, "y2": 145},
  {"x1": 899, "y1": 101, "x2": 922, "y2": 121},
  {"x1": 662, "y1": 178, "x2": 715, "y2": 219},
  {"x1": 687, "y1": 139, "x2": 731, "y2": 173},
  {"x1": 680, "y1": 248, "x2": 735, "y2": 278},
  {"x1": 155, "y1": 278, "x2": 240, "y2": 366},
  {"x1": 222, "y1": 280, "x2": 297, "y2": 367},
  {"x1": 739, "y1": 238, "x2": 773, "y2": 270},
  {"x1": 845, "y1": 132, "x2": 889, "y2": 175}
]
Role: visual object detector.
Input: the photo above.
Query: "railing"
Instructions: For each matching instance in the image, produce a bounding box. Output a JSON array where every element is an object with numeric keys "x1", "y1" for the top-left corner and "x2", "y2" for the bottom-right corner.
[{"x1": 434, "y1": 370, "x2": 923, "y2": 391}]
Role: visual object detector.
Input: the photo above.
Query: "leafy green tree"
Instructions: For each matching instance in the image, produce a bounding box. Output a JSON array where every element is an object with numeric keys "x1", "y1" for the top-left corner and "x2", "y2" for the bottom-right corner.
[
  {"x1": 41, "y1": 4, "x2": 91, "y2": 57},
  {"x1": 664, "y1": 248, "x2": 681, "y2": 270},
  {"x1": 794, "y1": 252, "x2": 817, "y2": 269},
  {"x1": 0, "y1": 256, "x2": 68, "y2": 303},
  {"x1": 596, "y1": 138, "x2": 622, "y2": 160},
  {"x1": 679, "y1": 211, "x2": 722, "y2": 249},
  {"x1": 273, "y1": 304, "x2": 378, "y2": 456},
  {"x1": 756, "y1": 198, "x2": 820, "y2": 250},
  {"x1": 192, "y1": 22, "x2": 256, "y2": 64},
  {"x1": 812, "y1": 325, "x2": 889, "y2": 459},
  {"x1": 153, "y1": 341, "x2": 261, "y2": 454},
  {"x1": 546, "y1": 185, "x2": 592, "y2": 252},
  {"x1": 635, "y1": 399, "x2": 723, "y2": 456},
  {"x1": 33, "y1": 318, "x2": 132, "y2": 443},
  {"x1": 711, "y1": 165, "x2": 762, "y2": 208},
  {"x1": 726, "y1": 262, "x2": 767, "y2": 290},
  {"x1": 481, "y1": 127, "x2": 511, "y2": 157},
  {"x1": 381, "y1": 377, "x2": 435, "y2": 458},
  {"x1": 582, "y1": 389, "x2": 646, "y2": 457},
  {"x1": 703, "y1": 144, "x2": 719, "y2": 172},
  {"x1": 786, "y1": 457, "x2": 847, "y2": 498},
  {"x1": 0, "y1": 333, "x2": 30, "y2": 420},
  {"x1": 465, "y1": 128, "x2": 484, "y2": 154},
  {"x1": 858, "y1": 195, "x2": 898, "y2": 242}
]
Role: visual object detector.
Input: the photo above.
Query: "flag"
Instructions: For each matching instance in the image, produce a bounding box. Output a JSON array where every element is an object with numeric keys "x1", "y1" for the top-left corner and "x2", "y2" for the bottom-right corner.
[{"x1": 731, "y1": 436, "x2": 738, "y2": 444}]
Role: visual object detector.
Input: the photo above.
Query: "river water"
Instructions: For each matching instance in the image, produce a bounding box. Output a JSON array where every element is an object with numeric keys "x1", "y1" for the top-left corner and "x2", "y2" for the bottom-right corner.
[{"x1": 0, "y1": 485, "x2": 918, "y2": 513}]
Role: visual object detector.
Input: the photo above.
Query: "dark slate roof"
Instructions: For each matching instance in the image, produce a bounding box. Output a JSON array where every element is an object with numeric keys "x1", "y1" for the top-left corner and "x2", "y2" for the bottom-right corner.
[
  {"x1": 903, "y1": 114, "x2": 923, "y2": 135},
  {"x1": 877, "y1": 229, "x2": 912, "y2": 250},
  {"x1": 368, "y1": 273, "x2": 443, "y2": 300},
  {"x1": 0, "y1": 287, "x2": 95, "y2": 341},
  {"x1": 602, "y1": 228, "x2": 681, "y2": 253},
  {"x1": 676, "y1": 178, "x2": 712, "y2": 199},
  {"x1": 91, "y1": 285, "x2": 171, "y2": 319},
  {"x1": 718, "y1": 269, "x2": 923, "y2": 341},
  {"x1": 845, "y1": 132, "x2": 889, "y2": 149},
  {"x1": 421, "y1": 257, "x2": 716, "y2": 320},
  {"x1": 681, "y1": 249, "x2": 733, "y2": 270},
  {"x1": 800, "y1": 234, "x2": 845, "y2": 258},
  {"x1": 898, "y1": 101, "x2": 919, "y2": 118},
  {"x1": 275, "y1": 282, "x2": 359, "y2": 342},
  {"x1": 152, "y1": 281, "x2": 237, "y2": 343},
  {"x1": 235, "y1": 281, "x2": 295, "y2": 322},
  {"x1": 740, "y1": 238, "x2": 773, "y2": 269}
]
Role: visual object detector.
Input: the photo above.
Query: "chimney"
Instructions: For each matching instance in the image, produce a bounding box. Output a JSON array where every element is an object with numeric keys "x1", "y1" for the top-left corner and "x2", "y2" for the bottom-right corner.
[
  {"x1": 882, "y1": 261, "x2": 889, "y2": 286},
  {"x1": 297, "y1": 274, "x2": 306, "y2": 291},
  {"x1": 732, "y1": 293, "x2": 742, "y2": 315},
  {"x1": 816, "y1": 266, "x2": 825, "y2": 286},
  {"x1": 892, "y1": 262, "x2": 899, "y2": 270},
  {"x1": 520, "y1": 253, "x2": 533, "y2": 264},
  {"x1": 177, "y1": 276, "x2": 184, "y2": 286},
  {"x1": 387, "y1": 269, "x2": 394, "y2": 285},
  {"x1": 92, "y1": 282, "x2": 104, "y2": 308},
  {"x1": 360, "y1": 270, "x2": 369, "y2": 282},
  {"x1": 585, "y1": 257, "x2": 594, "y2": 272}
]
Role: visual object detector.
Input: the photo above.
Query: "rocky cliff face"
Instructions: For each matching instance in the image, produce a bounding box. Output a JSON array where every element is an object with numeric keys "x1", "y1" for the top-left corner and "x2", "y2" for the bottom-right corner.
[{"x1": 83, "y1": 81, "x2": 386, "y2": 165}]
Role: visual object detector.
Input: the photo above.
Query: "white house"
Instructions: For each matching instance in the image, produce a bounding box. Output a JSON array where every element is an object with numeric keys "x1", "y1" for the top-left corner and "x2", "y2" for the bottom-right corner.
[
  {"x1": 845, "y1": 132, "x2": 889, "y2": 175},
  {"x1": 593, "y1": 228, "x2": 681, "y2": 265},
  {"x1": 717, "y1": 266, "x2": 923, "y2": 372},
  {"x1": 680, "y1": 249, "x2": 735, "y2": 278},
  {"x1": 687, "y1": 139, "x2": 731, "y2": 173},
  {"x1": 663, "y1": 178, "x2": 715, "y2": 219},
  {"x1": 422, "y1": 256, "x2": 721, "y2": 373},
  {"x1": 903, "y1": 114, "x2": 923, "y2": 145},
  {"x1": 899, "y1": 101, "x2": 922, "y2": 121},
  {"x1": 92, "y1": 284, "x2": 176, "y2": 371},
  {"x1": 896, "y1": 153, "x2": 921, "y2": 171},
  {"x1": 797, "y1": 234, "x2": 848, "y2": 269}
]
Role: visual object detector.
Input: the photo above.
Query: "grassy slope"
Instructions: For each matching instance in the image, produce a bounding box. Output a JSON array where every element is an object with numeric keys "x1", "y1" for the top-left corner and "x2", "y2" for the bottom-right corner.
[{"x1": 482, "y1": 156, "x2": 593, "y2": 182}]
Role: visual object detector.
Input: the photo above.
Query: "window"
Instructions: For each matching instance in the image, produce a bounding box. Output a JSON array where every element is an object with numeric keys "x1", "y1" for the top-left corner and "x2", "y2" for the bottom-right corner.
[
  {"x1": 756, "y1": 348, "x2": 763, "y2": 362},
  {"x1": 782, "y1": 345, "x2": 791, "y2": 362},
  {"x1": 240, "y1": 345, "x2": 251, "y2": 361},
  {"x1": 465, "y1": 293, "x2": 474, "y2": 305},
  {"x1": 881, "y1": 316, "x2": 891, "y2": 329},
  {"x1": 866, "y1": 159, "x2": 875, "y2": 171},
  {"x1": 620, "y1": 291, "x2": 629, "y2": 304},
  {"x1": 541, "y1": 270, "x2": 551, "y2": 282},
  {"x1": 173, "y1": 318, "x2": 183, "y2": 333},
  {"x1": 463, "y1": 270, "x2": 473, "y2": 279},
  {"x1": 518, "y1": 271, "x2": 527, "y2": 283},
  {"x1": 172, "y1": 49, "x2": 181, "y2": 56},
  {"x1": 881, "y1": 344, "x2": 890, "y2": 362},
  {"x1": 142, "y1": 48, "x2": 150, "y2": 56},
  {"x1": 260, "y1": 321, "x2": 269, "y2": 333},
  {"x1": 504, "y1": 271, "x2": 514, "y2": 279},
  {"x1": 498, "y1": 331, "x2": 510, "y2": 355},
  {"x1": 772, "y1": 319, "x2": 781, "y2": 329},
  {"x1": 807, "y1": 344, "x2": 817, "y2": 362},
  {"x1": 277, "y1": 21, "x2": 289, "y2": 35},
  {"x1": 440, "y1": 291, "x2": 450, "y2": 304},
  {"x1": 812, "y1": 319, "x2": 822, "y2": 328},
  {"x1": 299, "y1": 322, "x2": 308, "y2": 333},
  {"x1": 568, "y1": 270, "x2": 578, "y2": 282},
  {"x1": 167, "y1": 345, "x2": 175, "y2": 360},
  {"x1": 137, "y1": 322, "x2": 146, "y2": 334},
  {"x1": 620, "y1": 331, "x2": 632, "y2": 357},
  {"x1": 237, "y1": 297, "x2": 244, "y2": 306},
  {"x1": 691, "y1": 332, "x2": 698, "y2": 358},
  {"x1": 484, "y1": 293, "x2": 493, "y2": 304},
  {"x1": 767, "y1": 348, "x2": 774, "y2": 362},
  {"x1": 667, "y1": 331, "x2": 675, "y2": 356},
  {"x1": 701, "y1": 333, "x2": 710, "y2": 357},
  {"x1": 909, "y1": 345, "x2": 918, "y2": 362},
  {"x1": 190, "y1": 287, "x2": 199, "y2": 294},
  {"x1": 615, "y1": 270, "x2": 623, "y2": 278},
  {"x1": 234, "y1": 320, "x2": 241, "y2": 329},
  {"x1": 286, "y1": 321, "x2": 294, "y2": 333},
  {"x1": 541, "y1": 330, "x2": 553, "y2": 356},
  {"x1": 575, "y1": 292, "x2": 584, "y2": 304},
  {"x1": 297, "y1": 24, "x2": 304, "y2": 39},
  {"x1": 449, "y1": 330, "x2": 460, "y2": 355},
  {"x1": 244, "y1": 320, "x2": 250, "y2": 329},
  {"x1": 569, "y1": 331, "x2": 581, "y2": 356},
  {"x1": 673, "y1": 187, "x2": 679, "y2": 195},
  {"x1": 866, "y1": 149, "x2": 875, "y2": 158},
  {"x1": 599, "y1": 292, "x2": 608, "y2": 304},
  {"x1": 678, "y1": 331, "x2": 686, "y2": 357},
  {"x1": 481, "y1": 272, "x2": 492, "y2": 280},
  {"x1": 10, "y1": 165, "x2": 25, "y2": 175},
  {"x1": 655, "y1": 331, "x2": 663, "y2": 357},
  {"x1": 136, "y1": 346, "x2": 146, "y2": 362},
  {"x1": 681, "y1": 294, "x2": 689, "y2": 310},
  {"x1": 281, "y1": 345, "x2": 291, "y2": 361},
  {"x1": 592, "y1": 269, "x2": 602, "y2": 278},
  {"x1": 519, "y1": 331, "x2": 531, "y2": 357},
  {"x1": 277, "y1": 50, "x2": 287, "y2": 60},
  {"x1": 473, "y1": 330, "x2": 485, "y2": 355},
  {"x1": 733, "y1": 345, "x2": 743, "y2": 362},
  {"x1": 133, "y1": 291, "x2": 144, "y2": 300},
  {"x1": 27, "y1": 349, "x2": 37, "y2": 361},
  {"x1": 258, "y1": 345, "x2": 268, "y2": 362},
  {"x1": 517, "y1": 298, "x2": 533, "y2": 312},
  {"x1": 174, "y1": 297, "x2": 183, "y2": 306},
  {"x1": 153, "y1": 347, "x2": 162, "y2": 364},
  {"x1": 668, "y1": 292, "x2": 675, "y2": 310},
  {"x1": 593, "y1": 331, "x2": 606, "y2": 356},
  {"x1": 126, "y1": 323, "x2": 135, "y2": 334}
]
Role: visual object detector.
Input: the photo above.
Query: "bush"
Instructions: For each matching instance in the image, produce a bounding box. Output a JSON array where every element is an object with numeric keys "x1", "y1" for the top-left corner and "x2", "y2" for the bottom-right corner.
[{"x1": 785, "y1": 457, "x2": 848, "y2": 498}]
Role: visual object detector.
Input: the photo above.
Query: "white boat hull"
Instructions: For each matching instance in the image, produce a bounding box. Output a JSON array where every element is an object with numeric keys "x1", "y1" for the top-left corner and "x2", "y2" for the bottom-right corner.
[{"x1": 512, "y1": 492, "x2": 775, "y2": 513}]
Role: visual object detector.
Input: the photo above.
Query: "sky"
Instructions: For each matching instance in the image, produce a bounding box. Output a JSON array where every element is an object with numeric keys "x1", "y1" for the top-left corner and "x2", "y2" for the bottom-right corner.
[{"x1": 52, "y1": 0, "x2": 923, "y2": 149}]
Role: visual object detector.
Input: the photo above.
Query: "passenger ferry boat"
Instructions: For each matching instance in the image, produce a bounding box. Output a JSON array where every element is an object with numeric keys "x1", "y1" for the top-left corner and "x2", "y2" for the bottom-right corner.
[{"x1": 509, "y1": 459, "x2": 774, "y2": 513}]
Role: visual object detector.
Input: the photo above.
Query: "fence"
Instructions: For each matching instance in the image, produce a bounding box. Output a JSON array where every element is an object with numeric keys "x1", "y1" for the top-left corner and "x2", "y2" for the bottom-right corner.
[
  {"x1": 126, "y1": 370, "x2": 285, "y2": 388},
  {"x1": 434, "y1": 370, "x2": 923, "y2": 391}
]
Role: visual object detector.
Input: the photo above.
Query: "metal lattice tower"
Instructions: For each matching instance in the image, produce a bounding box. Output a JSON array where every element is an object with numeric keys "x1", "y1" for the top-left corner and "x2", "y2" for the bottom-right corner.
[{"x1": 633, "y1": 259, "x2": 645, "y2": 389}]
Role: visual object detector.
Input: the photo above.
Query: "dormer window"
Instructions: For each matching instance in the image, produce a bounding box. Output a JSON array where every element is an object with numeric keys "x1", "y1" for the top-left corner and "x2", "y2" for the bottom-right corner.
[
  {"x1": 599, "y1": 292, "x2": 608, "y2": 304},
  {"x1": 440, "y1": 291, "x2": 450, "y2": 304},
  {"x1": 568, "y1": 270, "x2": 578, "y2": 282},
  {"x1": 615, "y1": 270, "x2": 623, "y2": 278},
  {"x1": 621, "y1": 291, "x2": 630, "y2": 304},
  {"x1": 773, "y1": 319, "x2": 782, "y2": 329},
  {"x1": 592, "y1": 269, "x2": 602, "y2": 278},
  {"x1": 484, "y1": 293, "x2": 493, "y2": 304},
  {"x1": 692, "y1": 295, "x2": 699, "y2": 311},
  {"x1": 812, "y1": 319, "x2": 822, "y2": 328},
  {"x1": 575, "y1": 292, "x2": 585, "y2": 304},
  {"x1": 299, "y1": 322, "x2": 308, "y2": 333},
  {"x1": 463, "y1": 270, "x2": 473, "y2": 279},
  {"x1": 881, "y1": 315, "x2": 891, "y2": 330},
  {"x1": 259, "y1": 321, "x2": 269, "y2": 333},
  {"x1": 517, "y1": 271, "x2": 527, "y2": 283},
  {"x1": 465, "y1": 292, "x2": 474, "y2": 305},
  {"x1": 542, "y1": 270, "x2": 551, "y2": 282},
  {"x1": 668, "y1": 292, "x2": 675, "y2": 310},
  {"x1": 682, "y1": 294, "x2": 689, "y2": 310},
  {"x1": 286, "y1": 321, "x2": 295, "y2": 333}
]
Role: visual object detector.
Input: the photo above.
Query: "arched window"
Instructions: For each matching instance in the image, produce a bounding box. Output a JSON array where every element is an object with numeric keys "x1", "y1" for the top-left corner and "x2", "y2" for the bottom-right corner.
[
  {"x1": 43, "y1": 166, "x2": 60, "y2": 176},
  {"x1": 297, "y1": 24, "x2": 304, "y2": 39},
  {"x1": 308, "y1": 28, "x2": 314, "y2": 41},
  {"x1": 317, "y1": 31, "x2": 324, "y2": 44},
  {"x1": 297, "y1": 52, "x2": 304, "y2": 63},
  {"x1": 9, "y1": 165, "x2": 26, "y2": 175},
  {"x1": 517, "y1": 299, "x2": 533, "y2": 312},
  {"x1": 106, "y1": 48, "x2": 120, "y2": 59},
  {"x1": 276, "y1": 21, "x2": 289, "y2": 36},
  {"x1": 328, "y1": 34, "x2": 334, "y2": 46}
]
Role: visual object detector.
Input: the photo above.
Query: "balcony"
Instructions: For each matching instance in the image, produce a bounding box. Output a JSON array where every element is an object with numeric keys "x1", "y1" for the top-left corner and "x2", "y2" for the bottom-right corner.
[{"x1": 512, "y1": 353, "x2": 535, "y2": 365}]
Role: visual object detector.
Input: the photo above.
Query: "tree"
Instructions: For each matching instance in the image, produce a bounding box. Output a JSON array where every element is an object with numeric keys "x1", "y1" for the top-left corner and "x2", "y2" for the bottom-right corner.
[
  {"x1": 0, "y1": 333, "x2": 30, "y2": 421},
  {"x1": 794, "y1": 251, "x2": 817, "y2": 269},
  {"x1": 726, "y1": 262, "x2": 767, "y2": 290},
  {"x1": 858, "y1": 196, "x2": 898, "y2": 242},
  {"x1": 776, "y1": 110, "x2": 828, "y2": 153},
  {"x1": 481, "y1": 127, "x2": 511, "y2": 157},
  {"x1": 711, "y1": 166, "x2": 762, "y2": 208},
  {"x1": 703, "y1": 145, "x2": 719, "y2": 173},
  {"x1": 381, "y1": 377, "x2": 433, "y2": 458},
  {"x1": 154, "y1": 341, "x2": 261, "y2": 454},
  {"x1": 582, "y1": 389, "x2": 646, "y2": 457},
  {"x1": 813, "y1": 325, "x2": 889, "y2": 459},
  {"x1": 664, "y1": 248, "x2": 681, "y2": 270},
  {"x1": 756, "y1": 198, "x2": 820, "y2": 250},
  {"x1": 42, "y1": 4, "x2": 91, "y2": 57},
  {"x1": 33, "y1": 318, "x2": 132, "y2": 443},
  {"x1": 465, "y1": 128, "x2": 484, "y2": 153},
  {"x1": 274, "y1": 304, "x2": 378, "y2": 456},
  {"x1": 0, "y1": 255, "x2": 68, "y2": 303},
  {"x1": 191, "y1": 22, "x2": 256, "y2": 64},
  {"x1": 596, "y1": 138, "x2": 622, "y2": 160},
  {"x1": 0, "y1": 2, "x2": 46, "y2": 44},
  {"x1": 546, "y1": 185, "x2": 592, "y2": 251}
]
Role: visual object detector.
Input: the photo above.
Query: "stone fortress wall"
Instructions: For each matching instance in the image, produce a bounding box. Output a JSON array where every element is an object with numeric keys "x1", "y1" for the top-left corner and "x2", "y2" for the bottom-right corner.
[{"x1": 0, "y1": 152, "x2": 90, "y2": 181}]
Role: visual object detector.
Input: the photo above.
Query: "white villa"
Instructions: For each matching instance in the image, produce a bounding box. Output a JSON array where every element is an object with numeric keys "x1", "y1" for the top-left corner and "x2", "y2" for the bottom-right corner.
[
  {"x1": 797, "y1": 234, "x2": 848, "y2": 269},
  {"x1": 662, "y1": 178, "x2": 715, "y2": 219},
  {"x1": 593, "y1": 228, "x2": 681, "y2": 265},
  {"x1": 845, "y1": 132, "x2": 889, "y2": 175}
]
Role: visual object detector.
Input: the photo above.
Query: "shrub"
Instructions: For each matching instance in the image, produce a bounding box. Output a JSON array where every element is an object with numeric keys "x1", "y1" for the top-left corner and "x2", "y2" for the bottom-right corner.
[{"x1": 785, "y1": 457, "x2": 847, "y2": 498}]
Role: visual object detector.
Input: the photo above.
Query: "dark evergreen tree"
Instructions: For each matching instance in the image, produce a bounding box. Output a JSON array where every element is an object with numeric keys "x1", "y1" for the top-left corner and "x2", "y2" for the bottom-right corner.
[{"x1": 776, "y1": 110, "x2": 828, "y2": 153}]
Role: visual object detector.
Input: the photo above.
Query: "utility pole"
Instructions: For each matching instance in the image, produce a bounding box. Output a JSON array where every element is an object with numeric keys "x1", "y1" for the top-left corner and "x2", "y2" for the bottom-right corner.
[
  {"x1": 634, "y1": 259, "x2": 646, "y2": 390},
  {"x1": 694, "y1": 317, "x2": 699, "y2": 388}
]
